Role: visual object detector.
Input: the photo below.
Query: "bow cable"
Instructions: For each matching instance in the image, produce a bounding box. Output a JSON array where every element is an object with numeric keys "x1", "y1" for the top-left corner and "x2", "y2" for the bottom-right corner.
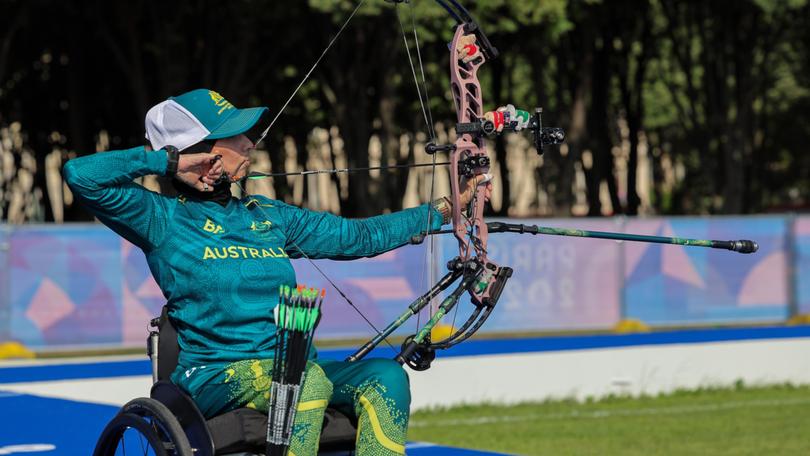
[
  {"x1": 393, "y1": 0, "x2": 442, "y2": 338},
  {"x1": 395, "y1": 6, "x2": 436, "y2": 142}
]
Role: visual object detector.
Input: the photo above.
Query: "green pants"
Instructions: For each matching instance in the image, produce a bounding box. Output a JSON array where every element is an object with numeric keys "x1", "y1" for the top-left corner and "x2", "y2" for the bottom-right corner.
[
  {"x1": 318, "y1": 358, "x2": 411, "y2": 455},
  {"x1": 177, "y1": 358, "x2": 410, "y2": 455}
]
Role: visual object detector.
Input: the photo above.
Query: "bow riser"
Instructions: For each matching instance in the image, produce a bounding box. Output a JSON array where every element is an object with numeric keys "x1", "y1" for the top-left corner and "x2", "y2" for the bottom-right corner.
[
  {"x1": 449, "y1": 24, "x2": 488, "y2": 259},
  {"x1": 449, "y1": 24, "x2": 487, "y2": 266},
  {"x1": 449, "y1": 25, "x2": 510, "y2": 307}
]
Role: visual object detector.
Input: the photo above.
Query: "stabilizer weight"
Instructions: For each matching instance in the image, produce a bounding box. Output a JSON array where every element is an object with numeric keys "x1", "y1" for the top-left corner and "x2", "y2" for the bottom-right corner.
[{"x1": 730, "y1": 240, "x2": 758, "y2": 254}]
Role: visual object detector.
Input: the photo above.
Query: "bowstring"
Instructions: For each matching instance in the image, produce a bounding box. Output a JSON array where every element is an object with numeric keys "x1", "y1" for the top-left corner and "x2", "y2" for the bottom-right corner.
[
  {"x1": 245, "y1": 0, "x2": 403, "y2": 355},
  {"x1": 246, "y1": 0, "x2": 458, "y2": 356},
  {"x1": 394, "y1": 1, "x2": 439, "y2": 339},
  {"x1": 255, "y1": 0, "x2": 367, "y2": 147},
  {"x1": 409, "y1": 1, "x2": 442, "y2": 340},
  {"x1": 395, "y1": 4, "x2": 436, "y2": 142}
]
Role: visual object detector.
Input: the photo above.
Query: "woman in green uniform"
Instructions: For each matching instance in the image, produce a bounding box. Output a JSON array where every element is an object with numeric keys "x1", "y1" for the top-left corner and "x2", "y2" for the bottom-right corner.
[{"x1": 64, "y1": 88, "x2": 489, "y2": 456}]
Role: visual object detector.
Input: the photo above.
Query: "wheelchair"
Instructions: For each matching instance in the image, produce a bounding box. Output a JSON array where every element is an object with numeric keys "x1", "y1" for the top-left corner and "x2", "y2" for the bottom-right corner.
[{"x1": 93, "y1": 307, "x2": 358, "y2": 455}]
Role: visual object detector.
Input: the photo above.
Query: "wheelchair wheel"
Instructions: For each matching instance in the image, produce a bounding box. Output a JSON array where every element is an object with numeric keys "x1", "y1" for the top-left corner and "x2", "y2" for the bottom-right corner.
[
  {"x1": 122, "y1": 397, "x2": 193, "y2": 455},
  {"x1": 92, "y1": 412, "x2": 168, "y2": 456}
]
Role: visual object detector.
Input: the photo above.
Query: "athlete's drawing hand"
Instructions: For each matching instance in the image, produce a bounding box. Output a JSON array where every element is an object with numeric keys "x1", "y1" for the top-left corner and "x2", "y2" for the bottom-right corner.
[{"x1": 177, "y1": 154, "x2": 224, "y2": 192}]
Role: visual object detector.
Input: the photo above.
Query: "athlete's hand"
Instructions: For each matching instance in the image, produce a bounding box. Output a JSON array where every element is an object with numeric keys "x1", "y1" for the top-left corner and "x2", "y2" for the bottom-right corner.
[
  {"x1": 459, "y1": 174, "x2": 493, "y2": 207},
  {"x1": 176, "y1": 154, "x2": 224, "y2": 192}
]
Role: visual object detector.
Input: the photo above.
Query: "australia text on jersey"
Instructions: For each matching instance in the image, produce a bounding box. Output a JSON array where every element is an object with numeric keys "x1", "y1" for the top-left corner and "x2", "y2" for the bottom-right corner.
[{"x1": 202, "y1": 245, "x2": 289, "y2": 260}]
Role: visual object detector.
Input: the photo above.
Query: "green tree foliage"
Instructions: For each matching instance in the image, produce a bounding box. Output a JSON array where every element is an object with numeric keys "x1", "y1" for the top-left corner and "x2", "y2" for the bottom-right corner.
[{"x1": 0, "y1": 0, "x2": 808, "y2": 221}]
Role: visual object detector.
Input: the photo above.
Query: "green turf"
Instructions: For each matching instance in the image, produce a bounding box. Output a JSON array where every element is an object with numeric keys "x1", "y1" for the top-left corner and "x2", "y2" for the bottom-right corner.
[{"x1": 408, "y1": 383, "x2": 810, "y2": 455}]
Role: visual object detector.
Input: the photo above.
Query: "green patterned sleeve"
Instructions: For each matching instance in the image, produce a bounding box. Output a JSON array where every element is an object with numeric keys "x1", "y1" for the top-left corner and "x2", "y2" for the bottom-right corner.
[
  {"x1": 275, "y1": 202, "x2": 444, "y2": 260},
  {"x1": 63, "y1": 146, "x2": 174, "y2": 251}
]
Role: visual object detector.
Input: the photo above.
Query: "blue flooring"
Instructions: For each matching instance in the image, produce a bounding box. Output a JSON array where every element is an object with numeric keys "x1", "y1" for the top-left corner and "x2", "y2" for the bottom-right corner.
[
  {"x1": 0, "y1": 392, "x2": 505, "y2": 455},
  {"x1": 0, "y1": 392, "x2": 118, "y2": 453}
]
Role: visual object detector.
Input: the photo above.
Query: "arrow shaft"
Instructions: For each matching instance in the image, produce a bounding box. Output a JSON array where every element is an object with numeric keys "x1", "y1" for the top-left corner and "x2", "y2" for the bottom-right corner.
[{"x1": 247, "y1": 161, "x2": 450, "y2": 179}]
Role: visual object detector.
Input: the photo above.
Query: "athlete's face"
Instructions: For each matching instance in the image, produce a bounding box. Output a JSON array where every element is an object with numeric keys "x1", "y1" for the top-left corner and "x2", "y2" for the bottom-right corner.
[{"x1": 212, "y1": 134, "x2": 254, "y2": 181}]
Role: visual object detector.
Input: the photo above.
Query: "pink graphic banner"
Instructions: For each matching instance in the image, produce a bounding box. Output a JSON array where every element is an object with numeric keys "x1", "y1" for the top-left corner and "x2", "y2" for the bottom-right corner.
[{"x1": 0, "y1": 216, "x2": 795, "y2": 349}]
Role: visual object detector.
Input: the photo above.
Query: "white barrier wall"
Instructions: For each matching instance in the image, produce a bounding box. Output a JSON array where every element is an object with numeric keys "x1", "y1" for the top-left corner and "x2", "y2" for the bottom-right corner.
[
  {"x1": 2, "y1": 333, "x2": 809, "y2": 413},
  {"x1": 408, "y1": 337, "x2": 810, "y2": 411}
]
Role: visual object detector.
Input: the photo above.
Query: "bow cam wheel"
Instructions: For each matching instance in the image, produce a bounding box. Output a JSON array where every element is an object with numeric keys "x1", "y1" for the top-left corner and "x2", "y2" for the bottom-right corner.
[{"x1": 399, "y1": 334, "x2": 436, "y2": 371}]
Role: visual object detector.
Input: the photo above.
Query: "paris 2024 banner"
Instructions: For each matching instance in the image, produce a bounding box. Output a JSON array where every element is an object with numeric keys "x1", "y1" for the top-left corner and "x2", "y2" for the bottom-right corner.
[{"x1": 0, "y1": 215, "x2": 801, "y2": 349}]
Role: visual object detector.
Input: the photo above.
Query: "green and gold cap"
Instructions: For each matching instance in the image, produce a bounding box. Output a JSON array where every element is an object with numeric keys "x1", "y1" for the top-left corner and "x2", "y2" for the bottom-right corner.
[{"x1": 145, "y1": 88, "x2": 268, "y2": 151}]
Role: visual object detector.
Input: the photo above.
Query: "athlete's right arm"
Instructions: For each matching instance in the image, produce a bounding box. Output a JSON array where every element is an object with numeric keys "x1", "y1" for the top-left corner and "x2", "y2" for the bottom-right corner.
[{"x1": 63, "y1": 146, "x2": 174, "y2": 251}]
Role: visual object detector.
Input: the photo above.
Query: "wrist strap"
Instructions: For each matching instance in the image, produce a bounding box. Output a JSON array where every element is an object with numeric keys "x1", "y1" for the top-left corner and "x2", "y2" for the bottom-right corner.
[
  {"x1": 431, "y1": 197, "x2": 452, "y2": 225},
  {"x1": 164, "y1": 145, "x2": 179, "y2": 176}
]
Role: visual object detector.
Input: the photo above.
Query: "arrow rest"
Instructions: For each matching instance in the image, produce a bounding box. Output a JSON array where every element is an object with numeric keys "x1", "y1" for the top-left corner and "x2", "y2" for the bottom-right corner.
[{"x1": 458, "y1": 155, "x2": 490, "y2": 177}]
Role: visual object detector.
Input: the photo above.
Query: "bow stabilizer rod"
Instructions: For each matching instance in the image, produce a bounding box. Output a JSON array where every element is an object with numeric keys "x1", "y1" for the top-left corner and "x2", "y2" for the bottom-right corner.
[{"x1": 413, "y1": 221, "x2": 759, "y2": 254}]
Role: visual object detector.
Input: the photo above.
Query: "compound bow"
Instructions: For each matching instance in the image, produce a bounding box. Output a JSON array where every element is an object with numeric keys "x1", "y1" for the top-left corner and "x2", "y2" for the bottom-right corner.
[
  {"x1": 346, "y1": 0, "x2": 568, "y2": 370},
  {"x1": 247, "y1": 0, "x2": 757, "y2": 372}
]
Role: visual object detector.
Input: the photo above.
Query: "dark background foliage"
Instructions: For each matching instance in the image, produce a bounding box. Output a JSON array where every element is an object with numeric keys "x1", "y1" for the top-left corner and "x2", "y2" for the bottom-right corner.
[{"x1": 1, "y1": 0, "x2": 808, "y2": 222}]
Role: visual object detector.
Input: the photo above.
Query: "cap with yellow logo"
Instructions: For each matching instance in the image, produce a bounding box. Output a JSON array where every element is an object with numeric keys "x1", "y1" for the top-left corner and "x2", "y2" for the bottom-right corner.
[{"x1": 145, "y1": 88, "x2": 268, "y2": 152}]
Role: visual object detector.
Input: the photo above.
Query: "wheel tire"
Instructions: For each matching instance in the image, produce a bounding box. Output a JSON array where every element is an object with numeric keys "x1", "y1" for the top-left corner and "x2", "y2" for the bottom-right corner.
[
  {"x1": 122, "y1": 397, "x2": 193, "y2": 456},
  {"x1": 92, "y1": 412, "x2": 168, "y2": 456}
]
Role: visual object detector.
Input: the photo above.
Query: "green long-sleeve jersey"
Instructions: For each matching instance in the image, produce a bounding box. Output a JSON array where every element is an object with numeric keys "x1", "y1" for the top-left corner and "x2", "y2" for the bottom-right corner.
[{"x1": 63, "y1": 146, "x2": 443, "y2": 373}]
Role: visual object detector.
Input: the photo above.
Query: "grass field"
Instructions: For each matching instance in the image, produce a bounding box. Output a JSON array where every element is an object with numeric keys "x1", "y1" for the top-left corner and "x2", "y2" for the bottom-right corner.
[{"x1": 408, "y1": 384, "x2": 810, "y2": 455}]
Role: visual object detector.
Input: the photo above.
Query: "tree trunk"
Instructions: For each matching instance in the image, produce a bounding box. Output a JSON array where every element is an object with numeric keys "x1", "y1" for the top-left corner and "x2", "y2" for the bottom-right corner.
[{"x1": 490, "y1": 57, "x2": 510, "y2": 216}]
